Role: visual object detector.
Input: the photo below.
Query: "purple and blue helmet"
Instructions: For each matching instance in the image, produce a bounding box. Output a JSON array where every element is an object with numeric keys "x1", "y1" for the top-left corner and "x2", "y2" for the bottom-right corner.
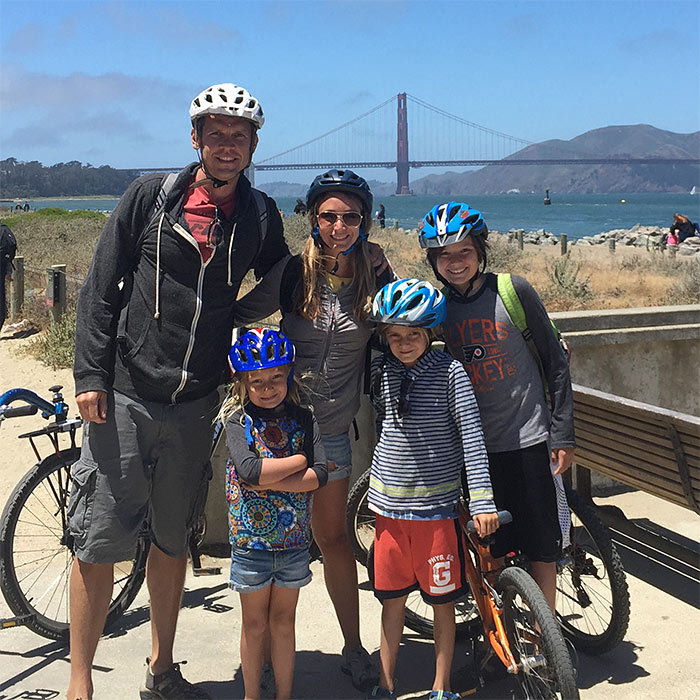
[{"x1": 228, "y1": 328, "x2": 295, "y2": 374}]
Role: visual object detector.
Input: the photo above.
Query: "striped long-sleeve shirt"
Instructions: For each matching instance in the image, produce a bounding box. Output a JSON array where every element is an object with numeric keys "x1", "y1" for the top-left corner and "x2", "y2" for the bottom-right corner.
[{"x1": 369, "y1": 348, "x2": 495, "y2": 519}]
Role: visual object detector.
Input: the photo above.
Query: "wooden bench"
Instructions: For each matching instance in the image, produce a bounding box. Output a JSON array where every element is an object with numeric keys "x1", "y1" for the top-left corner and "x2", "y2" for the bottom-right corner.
[{"x1": 571, "y1": 383, "x2": 700, "y2": 515}]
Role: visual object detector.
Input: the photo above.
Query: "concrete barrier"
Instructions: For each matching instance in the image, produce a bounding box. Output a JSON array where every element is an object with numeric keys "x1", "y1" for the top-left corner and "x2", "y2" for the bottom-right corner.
[{"x1": 551, "y1": 304, "x2": 700, "y2": 416}]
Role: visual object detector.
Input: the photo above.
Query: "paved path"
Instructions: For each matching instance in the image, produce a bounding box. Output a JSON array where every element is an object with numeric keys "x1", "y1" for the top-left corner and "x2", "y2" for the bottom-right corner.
[{"x1": 1, "y1": 489, "x2": 699, "y2": 699}]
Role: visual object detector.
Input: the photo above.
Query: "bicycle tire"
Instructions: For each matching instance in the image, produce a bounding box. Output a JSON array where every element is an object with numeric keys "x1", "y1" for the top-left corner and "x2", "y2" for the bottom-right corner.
[
  {"x1": 499, "y1": 566, "x2": 579, "y2": 700},
  {"x1": 346, "y1": 467, "x2": 374, "y2": 564},
  {"x1": 556, "y1": 487, "x2": 630, "y2": 654},
  {"x1": 0, "y1": 448, "x2": 148, "y2": 641}
]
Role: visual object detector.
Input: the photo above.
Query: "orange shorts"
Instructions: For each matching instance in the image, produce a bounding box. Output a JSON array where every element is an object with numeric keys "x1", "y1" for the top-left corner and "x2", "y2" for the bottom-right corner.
[{"x1": 372, "y1": 514, "x2": 469, "y2": 604}]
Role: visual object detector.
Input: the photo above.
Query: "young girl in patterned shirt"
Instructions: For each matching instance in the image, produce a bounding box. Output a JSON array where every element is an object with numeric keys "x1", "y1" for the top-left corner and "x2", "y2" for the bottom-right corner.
[{"x1": 220, "y1": 328, "x2": 328, "y2": 700}]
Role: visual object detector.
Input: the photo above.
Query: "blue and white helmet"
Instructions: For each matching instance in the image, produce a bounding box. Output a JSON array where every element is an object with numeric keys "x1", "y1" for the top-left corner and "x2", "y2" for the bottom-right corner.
[
  {"x1": 371, "y1": 278, "x2": 446, "y2": 328},
  {"x1": 228, "y1": 328, "x2": 295, "y2": 374},
  {"x1": 418, "y1": 201, "x2": 488, "y2": 249}
]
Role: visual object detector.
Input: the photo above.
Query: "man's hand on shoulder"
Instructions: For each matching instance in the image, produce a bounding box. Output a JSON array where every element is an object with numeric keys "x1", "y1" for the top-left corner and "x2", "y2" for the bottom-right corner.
[
  {"x1": 77, "y1": 391, "x2": 108, "y2": 423},
  {"x1": 367, "y1": 242, "x2": 390, "y2": 277}
]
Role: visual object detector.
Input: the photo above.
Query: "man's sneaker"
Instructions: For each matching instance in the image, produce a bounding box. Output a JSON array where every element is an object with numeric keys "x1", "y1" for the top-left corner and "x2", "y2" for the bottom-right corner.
[
  {"x1": 140, "y1": 658, "x2": 210, "y2": 699},
  {"x1": 341, "y1": 645, "x2": 378, "y2": 691},
  {"x1": 365, "y1": 686, "x2": 397, "y2": 700},
  {"x1": 428, "y1": 691, "x2": 462, "y2": 700}
]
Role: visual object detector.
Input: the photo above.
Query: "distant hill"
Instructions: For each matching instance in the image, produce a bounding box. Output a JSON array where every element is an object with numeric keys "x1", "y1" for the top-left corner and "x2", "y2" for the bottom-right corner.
[{"x1": 408, "y1": 124, "x2": 699, "y2": 195}]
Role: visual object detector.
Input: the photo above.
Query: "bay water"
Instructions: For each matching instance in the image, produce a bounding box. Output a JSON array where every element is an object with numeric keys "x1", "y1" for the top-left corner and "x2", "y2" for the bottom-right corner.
[{"x1": 13, "y1": 192, "x2": 699, "y2": 241}]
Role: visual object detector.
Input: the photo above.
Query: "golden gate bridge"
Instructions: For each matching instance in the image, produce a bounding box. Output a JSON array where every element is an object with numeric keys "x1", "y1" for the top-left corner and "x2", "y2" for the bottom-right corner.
[{"x1": 134, "y1": 93, "x2": 700, "y2": 194}]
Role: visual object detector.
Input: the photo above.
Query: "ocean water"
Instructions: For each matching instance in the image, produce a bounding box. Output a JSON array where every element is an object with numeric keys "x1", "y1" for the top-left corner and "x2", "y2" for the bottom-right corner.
[{"x1": 15, "y1": 192, "x2": 699, "y2": 241}]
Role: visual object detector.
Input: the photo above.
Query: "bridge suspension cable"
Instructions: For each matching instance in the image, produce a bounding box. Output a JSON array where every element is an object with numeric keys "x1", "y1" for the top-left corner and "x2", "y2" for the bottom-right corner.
[
  {"x1": 406, "y1": 94, "x2": 533, "y2": 146},
  {"x1": 256, "y1": 95, "x2": 395, "y2": 165}
]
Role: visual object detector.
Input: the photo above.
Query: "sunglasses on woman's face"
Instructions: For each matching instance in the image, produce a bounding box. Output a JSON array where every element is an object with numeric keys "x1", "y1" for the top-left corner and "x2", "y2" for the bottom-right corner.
[{"x1": 317, "y1": 211, "x2": 363, "y2": 228}]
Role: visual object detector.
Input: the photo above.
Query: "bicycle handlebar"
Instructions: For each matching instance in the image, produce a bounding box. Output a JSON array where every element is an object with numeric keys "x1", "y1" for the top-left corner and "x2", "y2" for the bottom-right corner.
[
  {"x1": 465, "y1": 509, "x2": 513, "y2": 534},
  {"x1": 0, "y1": 387, "x2": 69, "y2": 425},
  {"x1": 3, "y1": 405, "x2": 39, "y2": 418}
]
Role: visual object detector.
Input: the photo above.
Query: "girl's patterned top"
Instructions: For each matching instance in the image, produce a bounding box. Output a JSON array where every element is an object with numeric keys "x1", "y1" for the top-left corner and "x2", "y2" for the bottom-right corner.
[{"x1": 225, "y1": 404, "x2": 327, "y2": 550}]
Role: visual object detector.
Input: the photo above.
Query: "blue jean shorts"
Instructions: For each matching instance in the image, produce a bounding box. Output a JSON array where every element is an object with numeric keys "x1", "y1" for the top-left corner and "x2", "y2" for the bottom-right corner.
[
  {"x1": 229, "y1": 546, "x2": 312, "y2": 593},
  {"x1": 322, "y1": 431, "x2": 353, "y2": 482}
]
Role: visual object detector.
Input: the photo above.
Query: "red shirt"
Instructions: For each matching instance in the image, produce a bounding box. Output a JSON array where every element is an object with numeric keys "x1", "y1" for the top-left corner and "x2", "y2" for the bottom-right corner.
[{"x1": 183, "y1": 184, "x2": 236, "y2": 262}]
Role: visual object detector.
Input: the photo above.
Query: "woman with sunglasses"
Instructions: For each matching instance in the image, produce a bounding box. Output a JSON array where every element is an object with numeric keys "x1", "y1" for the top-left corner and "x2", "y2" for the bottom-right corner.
[{"x1": 234, "y1": 169, "x2": 393, "y2": 691}]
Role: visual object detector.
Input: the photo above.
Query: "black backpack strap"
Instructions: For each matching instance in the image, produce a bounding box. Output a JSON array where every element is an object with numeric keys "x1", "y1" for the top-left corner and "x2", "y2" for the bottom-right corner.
[
  {"x1": 250, "y1": 188, "x2": 269, "y2": 260},
  {"x1": 117, "y1": 172, "x2": 178, "y2": 345}
]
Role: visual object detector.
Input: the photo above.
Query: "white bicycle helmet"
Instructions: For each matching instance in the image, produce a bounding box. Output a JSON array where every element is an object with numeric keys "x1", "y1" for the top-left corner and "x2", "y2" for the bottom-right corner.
[
  {"x1": 370, "y1": 278, "x2": 446, "y2": 328},
  {"x1": 190, "y1": 83, "x2": 264, "y2": 130}
]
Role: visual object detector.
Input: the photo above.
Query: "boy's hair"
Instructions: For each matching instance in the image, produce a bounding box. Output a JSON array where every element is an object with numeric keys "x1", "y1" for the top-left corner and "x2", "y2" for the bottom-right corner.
[{"x1": 215, "y1": 365, "x2": 304, "y2": 426}]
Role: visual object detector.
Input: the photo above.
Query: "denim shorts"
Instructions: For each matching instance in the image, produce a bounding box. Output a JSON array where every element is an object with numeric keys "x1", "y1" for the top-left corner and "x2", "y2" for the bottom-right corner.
[
  {"x1": 322, "y1": 431, "x2": 353, "y2": 482},
  {"x1": 229, "y1": 546, "x2": 312, "y2": 593}
]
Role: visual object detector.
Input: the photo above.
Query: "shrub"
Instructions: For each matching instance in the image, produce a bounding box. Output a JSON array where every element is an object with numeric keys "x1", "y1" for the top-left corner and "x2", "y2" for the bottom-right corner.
[
  {"x1": 669, "y1": 259, "x2": 700, "y2": 304},
  {"x1": 28, "y1": 305, "x2": 77, "y2": 370},
  {"x1": 485, "y1": 235, "x2": 526, "y2": 274},
  {"x1": 541, "y1": 253, "x2": 595, "y2": 309}
]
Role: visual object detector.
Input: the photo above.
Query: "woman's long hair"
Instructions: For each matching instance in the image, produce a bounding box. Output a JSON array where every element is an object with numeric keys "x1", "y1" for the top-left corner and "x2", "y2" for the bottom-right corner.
[{"x1": 299, "y1": 193, "x2": 375, "y2": 322}]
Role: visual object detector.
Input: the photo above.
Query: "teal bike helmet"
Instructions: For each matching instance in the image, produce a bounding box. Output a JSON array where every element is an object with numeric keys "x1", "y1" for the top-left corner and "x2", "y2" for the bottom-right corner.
[{"x1": 370, "y1": 278, "x2": 446, "y2": 328}]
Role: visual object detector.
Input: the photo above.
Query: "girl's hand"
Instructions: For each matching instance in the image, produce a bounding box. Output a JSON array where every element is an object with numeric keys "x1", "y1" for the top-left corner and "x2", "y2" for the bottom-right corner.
[{"x1": 473, "y1": 512, "x2": 500, "y2": 538}]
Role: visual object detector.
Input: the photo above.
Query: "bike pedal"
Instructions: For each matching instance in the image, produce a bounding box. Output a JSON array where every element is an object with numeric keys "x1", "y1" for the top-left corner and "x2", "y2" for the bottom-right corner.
[{"x1": 193, "y1": 566, "x2": 221, "y2": 576}]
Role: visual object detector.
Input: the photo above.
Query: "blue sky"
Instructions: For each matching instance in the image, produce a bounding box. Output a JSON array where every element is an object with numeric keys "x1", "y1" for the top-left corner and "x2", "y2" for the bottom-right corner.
[{"x1": 1, "y1": 0, "x2": 698, "y2": 185}]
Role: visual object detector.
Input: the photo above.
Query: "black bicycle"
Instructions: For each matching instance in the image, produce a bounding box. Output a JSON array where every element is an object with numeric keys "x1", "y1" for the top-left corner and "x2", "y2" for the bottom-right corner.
[
  {"x1": 347, "y1": 466, "x2": 630, "y2": 655},
  {"x1": 0, "y1": 385, "x2": 222, "y2": 642}
]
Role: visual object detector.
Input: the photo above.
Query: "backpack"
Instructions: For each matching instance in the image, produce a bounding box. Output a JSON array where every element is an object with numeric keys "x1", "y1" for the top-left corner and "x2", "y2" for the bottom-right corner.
[
  {"x1": 0, "y1": 223, "x2": 18, "y2": 270},
  {"x1": 495, "y1": 273, "x2": 570, "y2": 401}
]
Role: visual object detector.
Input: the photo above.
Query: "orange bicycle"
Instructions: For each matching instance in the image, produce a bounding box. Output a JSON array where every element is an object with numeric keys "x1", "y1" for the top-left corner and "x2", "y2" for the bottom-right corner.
[
  {"x1": 456, "y1": 504, "x2": 579, "y2": 699},
  {"x1": 365, "y1": 503, "x2": 579, "y2": 698}
]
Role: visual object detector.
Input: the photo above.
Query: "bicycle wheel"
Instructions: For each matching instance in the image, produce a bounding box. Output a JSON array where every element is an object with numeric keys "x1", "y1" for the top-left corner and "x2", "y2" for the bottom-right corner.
[
  {"x1": 0, "y1": 448, "x2": 148, "y2": 641},
  {"x1": 556, "y1": 488, "x2": 630, "y2": 654},
  {"x1": 346, "y1": 467, "x2": 374, "y2": 564},
  {"x1": 499, "y1": 566, "x2": 579, "y2": 700}
]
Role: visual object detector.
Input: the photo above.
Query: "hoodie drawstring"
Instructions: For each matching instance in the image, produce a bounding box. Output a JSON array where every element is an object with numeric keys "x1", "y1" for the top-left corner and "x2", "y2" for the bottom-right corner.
[
  {"x1": 227, "y1": 222, "x2": 237, "y2": 286},
  {"x1": 154, "y1": 212, "x2": 164, "y2": 319}
]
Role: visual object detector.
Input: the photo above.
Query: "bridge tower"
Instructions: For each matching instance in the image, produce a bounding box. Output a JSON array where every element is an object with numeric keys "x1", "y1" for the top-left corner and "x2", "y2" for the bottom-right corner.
[{"x1": 396, "y1": 93, "x2": 411, "y2": 195}]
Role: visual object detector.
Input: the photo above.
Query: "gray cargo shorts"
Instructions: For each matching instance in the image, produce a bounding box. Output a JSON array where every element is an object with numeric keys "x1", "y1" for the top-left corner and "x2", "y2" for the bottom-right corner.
[{"x1": 68, "y1": 389, "x2": 217, "y2": 564}]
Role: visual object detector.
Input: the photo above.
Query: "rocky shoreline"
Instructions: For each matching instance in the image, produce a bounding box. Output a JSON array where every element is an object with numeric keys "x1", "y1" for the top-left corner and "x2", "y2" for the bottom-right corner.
[{"x1": 500, "y1": 224, "x2": 700, "y2": 256}]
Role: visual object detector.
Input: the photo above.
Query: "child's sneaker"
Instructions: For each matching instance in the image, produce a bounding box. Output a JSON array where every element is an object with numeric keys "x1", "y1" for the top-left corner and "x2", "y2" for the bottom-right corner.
[
  {"x1": 365, "y1": 686, "x2": 397, "y2": 699},
  {"x1": 428, "y1": 691, "x2": 462, "y2": 700},
  {"x1": 140, "y1": 658, "x2": 210, "y2": 699},
  {"x1": 341, "y1": 645, "x2": 378, "y2": 690}
]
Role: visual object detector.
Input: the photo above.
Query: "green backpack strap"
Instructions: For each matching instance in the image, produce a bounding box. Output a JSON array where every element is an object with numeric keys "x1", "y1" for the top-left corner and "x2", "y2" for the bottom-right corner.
[{"x1": 497, "y1": 273, "x2": 531, "y2": 340}]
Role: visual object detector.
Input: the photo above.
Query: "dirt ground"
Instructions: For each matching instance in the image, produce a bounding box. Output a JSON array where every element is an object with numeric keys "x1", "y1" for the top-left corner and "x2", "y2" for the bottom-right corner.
[{"x1": 1, "y1": 327, "x2": 699, "y2": 699}]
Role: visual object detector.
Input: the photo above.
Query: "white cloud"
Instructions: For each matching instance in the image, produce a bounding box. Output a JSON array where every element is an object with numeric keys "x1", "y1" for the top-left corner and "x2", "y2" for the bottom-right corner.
[{"x1": 0, "y1": 65, "x2": 191, "y2": 112}]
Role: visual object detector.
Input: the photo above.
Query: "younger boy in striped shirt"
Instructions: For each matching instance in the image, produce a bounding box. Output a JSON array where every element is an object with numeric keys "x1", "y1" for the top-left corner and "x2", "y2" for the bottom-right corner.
[{"x1": 365, "y1": 278, "x2": 499, "y2": 700}]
